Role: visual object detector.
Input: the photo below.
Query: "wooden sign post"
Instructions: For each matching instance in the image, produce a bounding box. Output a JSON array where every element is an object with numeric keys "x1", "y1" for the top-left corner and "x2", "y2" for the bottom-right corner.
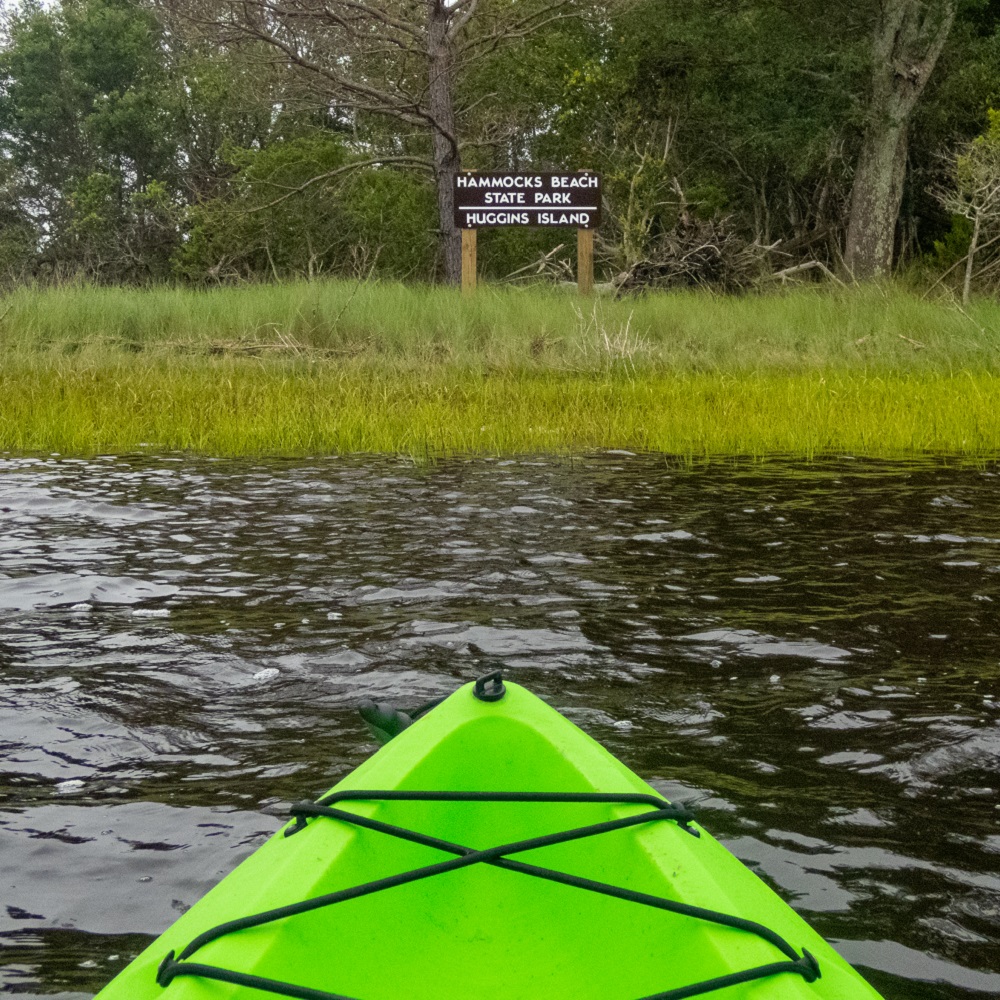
[
  {"x1": 577, "y1": 227, "x2": 594, "y2": 296},
  {"x1": 453, "y1": 171, "x2": 601, "y2": 296},
  {"x1": 462, "y1": 228, "x2": 477, "y2": 295}
]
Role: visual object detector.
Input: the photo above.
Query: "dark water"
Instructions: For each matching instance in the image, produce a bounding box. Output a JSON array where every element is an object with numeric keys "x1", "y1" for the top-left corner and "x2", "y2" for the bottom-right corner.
[{"x1": 1, "y1": 454, "x2": 1000, "y2": 999}]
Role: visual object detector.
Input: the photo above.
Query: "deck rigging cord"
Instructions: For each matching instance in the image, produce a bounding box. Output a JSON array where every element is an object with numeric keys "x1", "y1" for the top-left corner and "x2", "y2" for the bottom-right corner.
[{"x1": 156, "y1": 672, "x2": 821, "y2": 999}]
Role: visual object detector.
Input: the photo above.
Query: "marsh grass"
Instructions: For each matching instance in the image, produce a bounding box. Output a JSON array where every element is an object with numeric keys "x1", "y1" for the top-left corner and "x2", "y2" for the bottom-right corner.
[{"x1": 2, "y1": 280, "x2": 1000, "y2": 457}]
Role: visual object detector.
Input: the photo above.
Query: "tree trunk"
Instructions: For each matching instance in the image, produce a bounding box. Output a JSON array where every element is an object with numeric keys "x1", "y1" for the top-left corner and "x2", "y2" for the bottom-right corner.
[
  {"x1": 843, "y1": 0, "x2": 956, "y2": 280},
  {"x1": 964, "y1": 209, "x2": 980, "y2": 306},
  {"x1": 844, "y1": 124, "x2": 909, "y2": 278},
  {"x1": 427, "y1": 1, "x2": 461, "y2": 285}
]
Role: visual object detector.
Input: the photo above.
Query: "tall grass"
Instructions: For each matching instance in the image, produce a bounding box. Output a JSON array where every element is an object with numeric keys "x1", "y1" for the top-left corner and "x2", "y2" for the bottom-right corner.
[
  {"x1": 2, "y1": 281, "x2": 999, "y2": 457},
  {"x1": 4, "y1": 279, "x2": 1000, "y2": 371},
  {"x1": 2, "y1": 356, "x2": 998, "y2": 458}
]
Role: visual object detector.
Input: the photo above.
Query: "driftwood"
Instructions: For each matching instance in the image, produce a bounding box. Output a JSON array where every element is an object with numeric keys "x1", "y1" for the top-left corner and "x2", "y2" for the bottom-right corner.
[
  {"x1": 768, "y1": 260, "x2": 846, "y2": 286},
  {"x1": 616, "y1": 217, "x2": 780, "y2": 294},
  {"x1": 503, "y1": 244, "x2": 574, "y2": 283}
]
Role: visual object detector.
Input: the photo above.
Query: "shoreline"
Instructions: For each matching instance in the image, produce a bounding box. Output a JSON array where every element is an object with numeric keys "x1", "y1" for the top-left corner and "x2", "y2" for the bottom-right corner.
[{"x1": 2, "y1": 281, "x2": 999, "y2": 459}]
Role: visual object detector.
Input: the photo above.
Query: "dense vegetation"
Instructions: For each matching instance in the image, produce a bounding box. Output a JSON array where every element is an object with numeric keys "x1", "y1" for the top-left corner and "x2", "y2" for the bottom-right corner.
[
  {"x1": 2, "y1": 0, "x2": 1000, "y2": 292},
  {"x1": 2, "y1": 281, "x2": 999, "y2": 458}
]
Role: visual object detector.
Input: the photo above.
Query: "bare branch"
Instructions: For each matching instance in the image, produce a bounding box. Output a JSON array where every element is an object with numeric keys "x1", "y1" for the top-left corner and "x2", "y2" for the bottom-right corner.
[
  {"x1": 244, "y1": 155, "x2": 432, "y2": 213},
  {"x1": 334, "y1": 2, "x2": 423, "y2": 41},
  {"x1": 448, "y1": 0, "x2": 479, "y2": 40},
  {"x1": 458, "y1": 2, "x2": 577, "y2": 62}
]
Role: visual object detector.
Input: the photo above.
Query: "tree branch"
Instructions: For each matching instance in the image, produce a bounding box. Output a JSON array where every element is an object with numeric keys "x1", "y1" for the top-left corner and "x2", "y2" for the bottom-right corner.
[
  {"x1": 457, "y1": 3, "x2": 577, "y2": 61},
  {"x1": 448, "y1": 0, "x2": 479, "y2": 40},
  {"x1": 244, "y1": 155, "x2": 433, "y2": 213}
]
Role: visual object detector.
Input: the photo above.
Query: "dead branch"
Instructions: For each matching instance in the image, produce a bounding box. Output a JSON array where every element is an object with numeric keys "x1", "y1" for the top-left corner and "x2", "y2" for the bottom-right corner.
[
  {"x1": 502, "y1": 243, "x2": 571, "y2": 282},
  {"x1": 768, "y1": 260, "x2": 846, "y2": 286},
  {"x1": 617, "y1": 216, "x2": 781, "y2": 295}
]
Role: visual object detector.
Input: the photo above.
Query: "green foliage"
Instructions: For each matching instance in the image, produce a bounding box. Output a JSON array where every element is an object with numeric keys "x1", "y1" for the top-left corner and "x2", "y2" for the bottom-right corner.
[
  {"x1": 0, "y1": 0, "x2": 184, "y2": 279},
  {"x1": 0, "y1": 158, "x2": 35, "y2": 282},
  {"x1": 502, "y1": 0, "x2": 870, "y2": 268},
  {"x1": 965, "y1": 106, "x2": 1000, "y2": 166},
  {"x1": 0, "y1": 1, "x2": 89, "y2": 196},
  {"x1": 0, "y1": 0, "x2": 171, "y2": 188},
  {"x1": 176, "y1": 136, "x2": 348, "y2": 282},
  {"x1": 337, "y1": 170, "x2": 437, "y2": 279},
  {"x1": 0, "y1": 0, "x2": 285, "y2": 281},
  {"x1": 1, "y1": 0, "x2": 1000, "y2": 286},
  {"x1": 175, "y1": 137, "x2": 436, "y2": 282},
  {"x1": 930, "y1": 214, "x2": 974, "y2": 268},
  {"x1": 64, "y1": 170, "x2": 120, "y2": 261},
  {"x1": 63, "y1": 0, "x2": 173, "y2": 181},
  {"x1": 0, "y1": 219, "x2": 35, "y2": 283}
]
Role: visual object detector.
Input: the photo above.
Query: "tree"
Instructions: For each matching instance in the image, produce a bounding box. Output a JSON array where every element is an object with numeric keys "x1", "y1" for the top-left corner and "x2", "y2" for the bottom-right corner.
[
  {"x1": 0, "y1": 158, "x2": 35, "y2": 284},
  {"x1": 3, "y1": 0, "x2": 1000, "y2": 288},
  {"x1": 0, "y1": 0, "x2": 294, "y2": 280},
  {"x1": 611, "y1": 0, "x2": 966, "y2": 282},
  {"x1": 843, "y1": 0, "x2": 957, "y2": 279},
  {"x1": 0, "y1": 0, "x2": 185, "y2": 279},
  {"x1": 539, "y1": 1, "x2": 866, "y2": 273},
  {"x1": 931, "y1": 108, "x2": 1000, "y2": 302},
  {"x1": 174, "y1": 135, "x2": 436, "y2": 281},
  {"x1": 158, "y1": 0, "x2": 583, "y2": 284}
]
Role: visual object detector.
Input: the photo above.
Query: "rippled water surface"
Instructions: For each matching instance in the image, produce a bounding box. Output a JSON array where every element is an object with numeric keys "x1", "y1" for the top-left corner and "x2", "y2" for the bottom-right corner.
[{"x1": 2, "y1": 454, "x2": 1000, "y2": 999}]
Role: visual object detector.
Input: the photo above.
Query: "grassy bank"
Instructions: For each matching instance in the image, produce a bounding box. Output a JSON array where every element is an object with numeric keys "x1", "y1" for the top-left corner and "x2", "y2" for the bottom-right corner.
[{"x1": 2, "y1": 281, "x2": 1000, "y2": 458}]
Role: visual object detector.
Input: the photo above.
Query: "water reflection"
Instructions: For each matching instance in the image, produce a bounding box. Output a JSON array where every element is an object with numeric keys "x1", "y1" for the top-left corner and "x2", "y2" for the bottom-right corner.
[{"x1": 1, "y1": 454, "x2": 999, "y2": 998}]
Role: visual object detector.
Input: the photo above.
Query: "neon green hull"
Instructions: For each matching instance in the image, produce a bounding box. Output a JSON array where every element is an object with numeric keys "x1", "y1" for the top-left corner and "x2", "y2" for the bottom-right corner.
[{"x1": 96, "y1": 681, "x2": 884, "y2": 999}]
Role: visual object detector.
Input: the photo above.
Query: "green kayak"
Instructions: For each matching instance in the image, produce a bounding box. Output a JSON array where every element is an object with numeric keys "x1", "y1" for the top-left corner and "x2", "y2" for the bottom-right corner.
[{"x1": 96, "y1": 675, "x2": 884, "y2": 1000}]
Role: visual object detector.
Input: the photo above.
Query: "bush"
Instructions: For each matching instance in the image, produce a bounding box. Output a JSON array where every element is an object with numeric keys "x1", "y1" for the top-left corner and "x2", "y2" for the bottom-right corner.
[{"x1": 173, "y1": 136, "x2": 436, "y2": 283}]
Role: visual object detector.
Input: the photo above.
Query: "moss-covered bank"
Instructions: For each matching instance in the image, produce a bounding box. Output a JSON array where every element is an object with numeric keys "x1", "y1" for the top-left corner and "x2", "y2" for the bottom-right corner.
[{"x1": 2, "y1": 282, "x2": 999, "y2": 458}]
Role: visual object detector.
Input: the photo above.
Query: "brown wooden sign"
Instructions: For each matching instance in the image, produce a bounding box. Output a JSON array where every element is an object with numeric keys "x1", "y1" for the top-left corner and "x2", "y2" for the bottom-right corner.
[{"x1": 454, "y1": 172, "x2": 601, "y2": 229}]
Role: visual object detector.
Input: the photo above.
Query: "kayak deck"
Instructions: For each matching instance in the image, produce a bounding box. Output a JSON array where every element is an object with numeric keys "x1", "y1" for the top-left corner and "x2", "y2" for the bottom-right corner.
[{"x1": 96, "y1": 680, "x2": 883, "y2": 999}]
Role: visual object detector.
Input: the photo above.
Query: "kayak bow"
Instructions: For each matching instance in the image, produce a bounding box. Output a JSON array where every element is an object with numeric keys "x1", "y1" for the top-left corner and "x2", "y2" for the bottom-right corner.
[{"x1": 96, "y1": 676, "x2": 883, "y2": 999}]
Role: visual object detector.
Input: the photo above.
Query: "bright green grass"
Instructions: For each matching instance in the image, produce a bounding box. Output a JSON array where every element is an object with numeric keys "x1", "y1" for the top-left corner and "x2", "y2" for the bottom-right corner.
[
  {"x1": 2, "y1": 357, "x2": 998, "y2": 458},
  {"x1": 2, "y1": 281, "x2": 999, "y2": 457}
]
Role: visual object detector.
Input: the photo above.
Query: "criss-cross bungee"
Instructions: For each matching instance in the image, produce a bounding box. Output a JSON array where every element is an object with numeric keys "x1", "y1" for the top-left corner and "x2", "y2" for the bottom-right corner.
[{"x1": 156, "y1": 788, "x2": 821, "y2": 1000}]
